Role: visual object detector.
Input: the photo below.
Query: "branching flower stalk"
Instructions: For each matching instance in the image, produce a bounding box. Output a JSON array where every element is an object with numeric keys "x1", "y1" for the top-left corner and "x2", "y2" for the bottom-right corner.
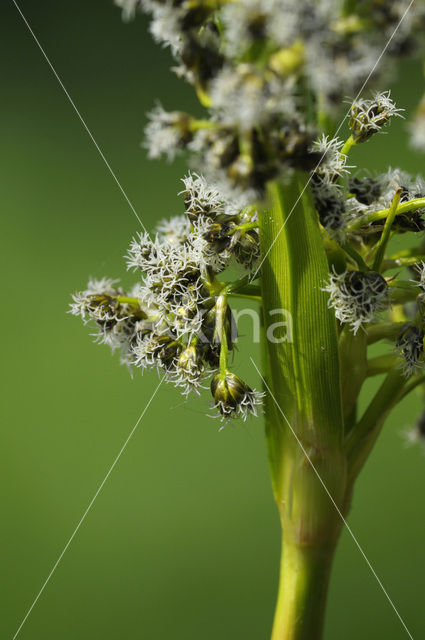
[{"x1": 71, "y1": 2, "x2": 425, "y2": 639}]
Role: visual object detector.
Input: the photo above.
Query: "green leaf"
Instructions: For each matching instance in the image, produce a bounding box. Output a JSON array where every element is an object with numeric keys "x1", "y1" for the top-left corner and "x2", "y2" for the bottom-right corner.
[
  {"x1": 259, "y1": 176, "x2": 346, "y2": 534},
  {"x1": 260, "y1": 176, "x2": 344, "y2": 446}
]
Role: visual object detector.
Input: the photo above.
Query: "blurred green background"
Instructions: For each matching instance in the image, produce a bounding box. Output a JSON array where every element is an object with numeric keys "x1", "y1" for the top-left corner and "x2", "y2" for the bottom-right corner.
[{"x1": 1, "y1": 1, "x2": 424, "y2": 638}]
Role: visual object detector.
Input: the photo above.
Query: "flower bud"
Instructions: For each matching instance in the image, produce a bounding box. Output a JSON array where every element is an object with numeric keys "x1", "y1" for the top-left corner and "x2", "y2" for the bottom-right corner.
[
  {"x1": 349, "y1": 91, "x2": 403, "y2": 143},
  {"x1": 210, "y1": 371, "x2": 263, "y2": 421},
  {"x1": 174, "y1": 344, "x2": 205, "y2": 394}
]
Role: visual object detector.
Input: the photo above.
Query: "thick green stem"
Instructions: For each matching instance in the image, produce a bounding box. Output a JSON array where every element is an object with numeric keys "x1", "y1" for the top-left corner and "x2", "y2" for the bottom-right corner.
[
  {"x1": 259, "y1": 176, "x2": 347, "y2": 639},
  {"x1": 271, "y1": 539, "x2": 337, "y2": 640}
]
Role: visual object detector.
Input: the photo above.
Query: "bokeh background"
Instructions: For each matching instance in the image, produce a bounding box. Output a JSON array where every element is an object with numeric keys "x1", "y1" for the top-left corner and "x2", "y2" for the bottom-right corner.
[{"x1": 1, "y1": 1, "x2": 424, "y2": 638}]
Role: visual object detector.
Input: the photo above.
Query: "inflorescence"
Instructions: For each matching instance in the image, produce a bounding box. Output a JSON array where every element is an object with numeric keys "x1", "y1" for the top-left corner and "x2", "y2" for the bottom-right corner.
[
  {"x1": 71, "y1": 173, "x2": 263, "y2": 422},
  {"x1": 115, "y1": 0, "x2": 424, "y2": 199},
  {"x1": 72, "y1": 1, "x2": 425, "y2": 436}
]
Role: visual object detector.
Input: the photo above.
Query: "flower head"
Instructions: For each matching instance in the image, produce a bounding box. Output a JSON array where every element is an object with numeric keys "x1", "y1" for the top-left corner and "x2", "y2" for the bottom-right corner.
[
  {"x1": 311, "y1": 135, "x2": 352, "y2": 183},
  {"x1": 348, "y1": 91, "x2": 403, "y2": 143},
  {"x1": 210, "y1": 371, "x2": 264, "y2": 422},
  {"x1": 323, "y1": 269, "x2": 388, "y2": 334},
  {"x1": 144, "y1": 104, "x2": 194, "y2": 162}
]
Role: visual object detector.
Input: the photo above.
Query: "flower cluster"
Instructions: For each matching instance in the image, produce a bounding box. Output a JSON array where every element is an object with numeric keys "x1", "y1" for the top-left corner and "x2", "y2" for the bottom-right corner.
[
  {"x1": 73, "y1": 2, "x2": 425, "y2": 440},
  {"x1": 323, "y1": 269, "x2": 388, "y2": 335},
  {"x1": 115, "y1": 0, "x2": 425, "y2": 198},
  {"x1": 69, "y1": 277, "x2": 151, "y2": 365},
  {"x1": 310, "y1": 134, "x2": 352, "y2": 238},
  {"x1": 348, "y1": 91, "x2": 404, "y2": 143},
  {"x1": 71, "y1": 174, "x2": 263, "y2": 422}
]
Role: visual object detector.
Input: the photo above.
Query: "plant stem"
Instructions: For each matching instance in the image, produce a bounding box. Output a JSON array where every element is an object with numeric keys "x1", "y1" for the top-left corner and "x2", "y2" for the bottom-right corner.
[
  {"x1": 346, "y1": 369, "x2": 406, "y2": 480},
  {"x1": 372, "y1": 188, "x2": 402, "y2": 272},
  {"x1": 347, "y1": 197, "x2": 425, "y2": 231},
  {"x1": 341, "y1": 242, "x2": 369, "y2": 271},
  {"x1": 366, "y1": 353, "x2": 400, "y2": 377},
  {"x1": 259, "y1": 175, "x2": 347, "y2": 639},
  {"x1": 271, "y1": 539, "x2": 337, "y2": 640},
  {"x1": 366, "y1": 322, "x2": 405, "y2": 344},
  {"x1": 341, "y1": 134, "x2": 356, "y2": 156}
]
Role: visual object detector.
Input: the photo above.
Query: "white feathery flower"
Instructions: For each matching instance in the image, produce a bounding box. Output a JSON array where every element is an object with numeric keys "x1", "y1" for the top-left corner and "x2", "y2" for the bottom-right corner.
[
  {"x1": 69, "y1": 278, "x2": 121, "y2": 321},
  {"x1": 93, "y1": 319, "x2": 131, "y2": 351},
  {"x1": 323, "y1": 269, "x2": 388, "y2": 334},
  {"x1": 376, "y1": 168, "x2": 425, "y2": 209},
  {"x1": 168, "y1": 345, "x2": 207, "y2": 395},
  {"x1": 221, "y1": 0, "x2": 298, "y2": 56},
  {"x1": 306, "y1": 39, "x2": 380, "y2": 112},
  {"x1": 69, "y1": 277, "x2": 155, "y2": 362},
  {"x1": 144, "y1": 104, "x2": 191, "y2": 161},
  {"x1": 155, "y1": 215, "x2": 190, "y2": 245},
  {"x1": 180, "y1": 172, "x2": 226, "y2": 218},
  {"x1": 126, "y1": 232, "x2": 156, "y2": 271},
  {"x1": 209, "y1": 65, "x2": 296, "y2": 131},
  {"x1": 311, "y1": 134, "x2": 353, "y2": 182},
  {"x1": 132, "y1": 332, "x2": 179, "y2": 371},
  {"x1": 148, "y1": 2, "x2": 184, "y2": 54},
  {"x1": 345, "y1": 197, "x2": 369, "y2": 222},
  {"x1": 132, "y1": 334, "x2": 160, "y2": 370},
  {"x1": 267, "y1": 1, "x2": 299, "y2": 48},
  {"x1": 190, "y1": 216, "x2": 232, "y2": 270},
  {"x1": 349, "y1": 91, "x2": 404, "y2": 143}
]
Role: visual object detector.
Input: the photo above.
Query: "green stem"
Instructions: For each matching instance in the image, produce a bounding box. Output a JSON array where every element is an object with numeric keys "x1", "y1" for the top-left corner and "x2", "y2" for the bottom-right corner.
[
  {"x1": 346, "y1": 369, "x2": 406, "y2": 480},
  {"x1": 228, "y1": 221, "x2": 259, "y2": 234},
  {"x1": 115, "y1": 296, "x2": 141, "y2": 306},
  {"x1": 366, "y1": 322, "x2": 405, "y2": 345},
  {"x1": 339, "y1": 327, "x2": 367, "y2": 425},
  {"x1": 382, "y1": 255, "x2": 425, "y2": 271},
  {"x1": 215, "y1": 293, "x2": 229, "y2": 374},
  {"x1": 228, "y1": 292, "x2": 262, "y2": 302},
  {"x1": 397, "y1": 374, "x2": 425, "y2": 403},
  {"x1": 271, "y1": 539, "x2": 337, "y2": 640},
  {"x1": 340, "y1": 134, "x2": 356, "y2": 156},
  {"x1": 366, "y1": 354, "x2": 400, "y2": 377},
  {"x1": 259, "y1": 175, "x2": 347, "y2": 639},
  {"x1": 372, "y1": 188, "x2": 402, "y2": 273},
  {"x1": 341, "y1": 242, "x2": 369, "y2": 271},
  {"x1": 348, "y1": 197, "x2": 425, "y2": 232},
  {"x1": 389, "y1": 287, "x2": 419, "y2": 304}
]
